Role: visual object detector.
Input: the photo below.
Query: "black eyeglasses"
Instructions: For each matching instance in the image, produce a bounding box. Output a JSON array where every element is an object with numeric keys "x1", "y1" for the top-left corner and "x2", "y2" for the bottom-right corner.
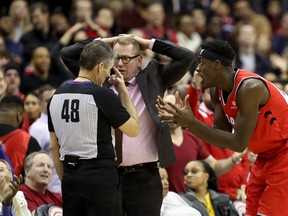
[
  {"x1": 183, "y1": 169, "x2": 205, "y2": 176},
  {"x1": 114, "y1": 54, "x2": 140, "y2": 64}
]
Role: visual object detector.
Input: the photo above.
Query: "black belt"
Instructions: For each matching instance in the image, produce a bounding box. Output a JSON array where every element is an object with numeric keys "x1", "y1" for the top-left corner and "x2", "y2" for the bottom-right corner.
[
  {"x1": 63, "y1": 155, "x2": 114, "y2": 169},
  {"x1": 118, "y1": 162, "x2": 159, "y2": 174}
]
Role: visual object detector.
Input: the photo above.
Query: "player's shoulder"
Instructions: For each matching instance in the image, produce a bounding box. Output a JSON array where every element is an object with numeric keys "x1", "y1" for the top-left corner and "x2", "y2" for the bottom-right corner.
[{"x1": 239, "y1": 78, "x2": 267, "y2": 93}]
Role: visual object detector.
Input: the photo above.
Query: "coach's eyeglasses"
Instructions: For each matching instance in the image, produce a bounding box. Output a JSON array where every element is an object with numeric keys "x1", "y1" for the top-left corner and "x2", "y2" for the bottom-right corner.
[{"x1": 114, "y1": 54, "x2": 140, "y2": 64}]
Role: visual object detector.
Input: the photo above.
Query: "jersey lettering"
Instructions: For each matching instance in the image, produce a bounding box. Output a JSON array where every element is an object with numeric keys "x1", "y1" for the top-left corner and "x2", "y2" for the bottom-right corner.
[
  {"x1": 61, "y1": 99, "x2": 80, "y2": 122},
  {"x1": 225, "y1": 114, "x2": 235, "y2": 126}
]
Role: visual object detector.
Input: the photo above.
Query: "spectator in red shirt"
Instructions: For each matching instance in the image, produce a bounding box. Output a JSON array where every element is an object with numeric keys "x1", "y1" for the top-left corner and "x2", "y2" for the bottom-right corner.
[{"x1": 19, "y1": 152, "x2": 62, "y2": 214}]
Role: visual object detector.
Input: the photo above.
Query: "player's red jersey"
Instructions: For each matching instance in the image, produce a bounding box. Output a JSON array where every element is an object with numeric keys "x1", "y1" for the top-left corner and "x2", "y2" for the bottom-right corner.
[{"x1": 217, "y1": 69, "x2": 288, "y2": 155}]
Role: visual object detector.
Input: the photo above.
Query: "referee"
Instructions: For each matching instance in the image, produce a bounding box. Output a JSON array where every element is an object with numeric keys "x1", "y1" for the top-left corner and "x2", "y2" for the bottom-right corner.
[{"x1": 47, "y1": 40, "x2": 140, "y2": 216}]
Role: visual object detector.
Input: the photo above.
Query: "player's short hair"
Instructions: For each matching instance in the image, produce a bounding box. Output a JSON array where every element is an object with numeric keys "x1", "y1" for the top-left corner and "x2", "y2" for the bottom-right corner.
[{"x1": 200, "y1": 40, "x2": 235, "y2": 65}]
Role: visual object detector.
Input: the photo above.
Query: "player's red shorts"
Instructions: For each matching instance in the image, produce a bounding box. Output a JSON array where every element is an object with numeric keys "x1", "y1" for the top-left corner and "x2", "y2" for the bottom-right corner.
[{"x1": 245, "y1": 141, "x2": 288, "y2": 216}]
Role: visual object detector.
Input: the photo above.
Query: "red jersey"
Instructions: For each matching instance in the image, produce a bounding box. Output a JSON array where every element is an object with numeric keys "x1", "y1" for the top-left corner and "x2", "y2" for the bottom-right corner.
[
  {"x1": 0, "y1": 129, "x2": 30, "y2": 175},
  {"x1": 187, "y1": 84, "x2": 249, "y2": 199},
  {"x1": 217, "y1": 69, "x2": 288, "y2": 155}
]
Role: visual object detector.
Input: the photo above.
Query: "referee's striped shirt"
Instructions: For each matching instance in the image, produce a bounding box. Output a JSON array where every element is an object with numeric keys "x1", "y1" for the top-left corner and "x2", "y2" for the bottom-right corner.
[{"x1": 47, "y1": 81, "x2": 130, "y2": 161}]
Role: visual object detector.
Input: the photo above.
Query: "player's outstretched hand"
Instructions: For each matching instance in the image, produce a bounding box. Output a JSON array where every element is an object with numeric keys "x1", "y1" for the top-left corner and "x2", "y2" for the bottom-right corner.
[{"x1": 156, "y1": 91, "x2": 195, "y2": 129}]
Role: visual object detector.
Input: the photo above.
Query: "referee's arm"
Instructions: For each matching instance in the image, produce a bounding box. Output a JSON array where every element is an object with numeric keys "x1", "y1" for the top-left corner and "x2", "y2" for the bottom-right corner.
[{"x1": 50, "y1": 132, "x2": 63, "y2": 180}]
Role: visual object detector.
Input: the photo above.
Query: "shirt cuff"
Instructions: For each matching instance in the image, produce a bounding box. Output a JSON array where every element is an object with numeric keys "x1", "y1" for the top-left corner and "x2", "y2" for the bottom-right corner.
[
  {"x1": 2, "y1": 204, "x2": 15, "y2": 216},
  {"x1": 149, "y1": 38, "x2": 156, "y2": 50}
]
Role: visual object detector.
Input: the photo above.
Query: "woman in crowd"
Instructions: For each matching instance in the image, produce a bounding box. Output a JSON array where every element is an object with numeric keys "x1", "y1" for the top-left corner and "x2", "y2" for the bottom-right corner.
[
  {"x1": 180, "y1": 160, "x2": 239, "y2": 216},
  {"x1": 160, "y1": 168, "x2": 201, "y2": 216},
  {"x1": 22, "y1": 91, "x2": 41, "y2": 132},
  {"x1": 0, "y1": 159, "x2": 31, "y2": 216}
]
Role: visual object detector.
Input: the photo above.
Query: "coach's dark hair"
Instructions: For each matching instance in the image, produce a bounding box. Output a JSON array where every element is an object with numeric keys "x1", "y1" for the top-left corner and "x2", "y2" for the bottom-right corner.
[
  {"x1": 80, "y1": 41, "x2": 115, "y2": 71},
  {"x1": 0, "y1": 95, "x2": 24, "y2": 112},
  {"x1": 201, "y1": 40, "x2": 235, "y2": 63}
]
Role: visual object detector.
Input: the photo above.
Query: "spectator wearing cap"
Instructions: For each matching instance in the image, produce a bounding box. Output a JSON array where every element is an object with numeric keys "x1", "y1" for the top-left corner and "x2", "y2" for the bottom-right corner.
[{"x1": 3, "y1": 63, "x2": 24, "y2": 100}]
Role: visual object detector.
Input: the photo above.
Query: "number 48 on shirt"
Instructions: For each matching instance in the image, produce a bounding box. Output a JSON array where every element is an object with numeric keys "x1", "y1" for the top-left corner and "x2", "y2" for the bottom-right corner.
[{"x1": 61, "y1": 99, "x2": 80, "y2": 122}]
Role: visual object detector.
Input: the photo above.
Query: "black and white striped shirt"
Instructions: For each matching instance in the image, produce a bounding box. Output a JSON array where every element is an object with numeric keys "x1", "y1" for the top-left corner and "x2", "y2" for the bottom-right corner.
[{"x1": 48, "y1": 81, "x2": 130, "y2": 161}]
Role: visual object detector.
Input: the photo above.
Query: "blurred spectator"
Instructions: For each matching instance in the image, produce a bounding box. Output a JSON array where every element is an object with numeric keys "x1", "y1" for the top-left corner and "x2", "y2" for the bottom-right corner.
[
  {"x1": 234, "y1": 24, "x2": 272, "y2": 76},
  {"x1": 0, "y1": 16, "x2": 24, "y2": 66},
  {"x1": 22, "y1": 91, "x2": 41, "y2": 133},
  {"x1": 119, "y1": 0, "x2": 153, "y2": 33},
  {"x1": 20, "y1": 2, "x2": 58, "y2": 62},
  {"x1": 176, "y1": 14, "x2": 202, "y2": 53},
  {"x1": 29, "y1": 85, "x2": 61, "y2": 194},
  {"x1": 256, "y1": 34, "x2": 273, "y2": 58},
  {"x1": 0, "y1": 36, "x2": 5, "y2": 51},
  {"x1": 50, "y1": 10, "x2": 70, "y2": 40},
  {"x1": 191, "y1": 8, "x2": 207, "y2": 38},
  {"x1": 0, "y1": 159, "x2": 31, "y2": 216},
  {"x1": 49, "y1": 11, "x2": 87, "y2": 80},
  {"x1": 72, "y1": 30, "x2": 89, "y2": 43},
  {"x1": 19, "y1": 152, "x2": 62, "y2": 214},
  {"x1": 0, "y1": 50, "x2": 11, "y2": 71},
  {"x1": 159, "y1": 168, "x2": 202, "y2": 216},
  {"x1": 29, "y1": 85, "x2": 55, "y2": 153},
  {"x1": 233, "y1": 0, "x2": 272, "y2": 40},
  {"x1": 20, "y1": 46, "x2": 62, "y2": 95},
  {"x1": 165, "y1": 0, "x2": 213, "y2": 16},
  {"x1": 108, "y1": 0, "x2": 132, "y2": 35},
  {"x1": 269, "y1": 52, "x2": 288, "y2": 80},
  {"x1": 49, "y1": 22, "x2": 88, "y2": 80},
  {"x1": 69, "y1": 0, "x2": 101, "y2": 38},
  {"x1": 140, "y1": 3, "x2": 178, "y2": 43},
  {"x1": 140, "y1": 2, "x2": 178, "y2": 64},
  {"x1": 0, "y1": 96, "x2": 41, "y2": 176},
  {"x1": 3, "y1": 63, "x2": 24, "y2": 100},
  {"x1": 174, "y1": 13, "x2": 201, "y2": 73},
  {"x1": 212, "y1": 1, "x2": 235, "y2": 41},
  {"x1": 263, "y1": 71, "x2": 278, "y2": 82},
  {"x1": 272, "y1": 12, "x2": 288, "y2": 57},
  {"x1": 93, "y1": 7, "x2": 114, "y2": 38},
  {"x1": 0, "y1": 70, "x2": 7, "y2": 101},
  {"x1": 204, "y1": 16, "x2": 224, "y2": 41},
  {"x1": 266, "y1": 0, "x2": 283, "y2": 36},
  {"x1": 8, "y1": 0, "x2": 32, "y2": 43}
]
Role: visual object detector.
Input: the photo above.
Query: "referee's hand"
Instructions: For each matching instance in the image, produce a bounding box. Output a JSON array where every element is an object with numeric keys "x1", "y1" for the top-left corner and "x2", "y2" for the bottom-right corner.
[{"x1": 108, "y1": 66, "x2": 126, "y2": 93}]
